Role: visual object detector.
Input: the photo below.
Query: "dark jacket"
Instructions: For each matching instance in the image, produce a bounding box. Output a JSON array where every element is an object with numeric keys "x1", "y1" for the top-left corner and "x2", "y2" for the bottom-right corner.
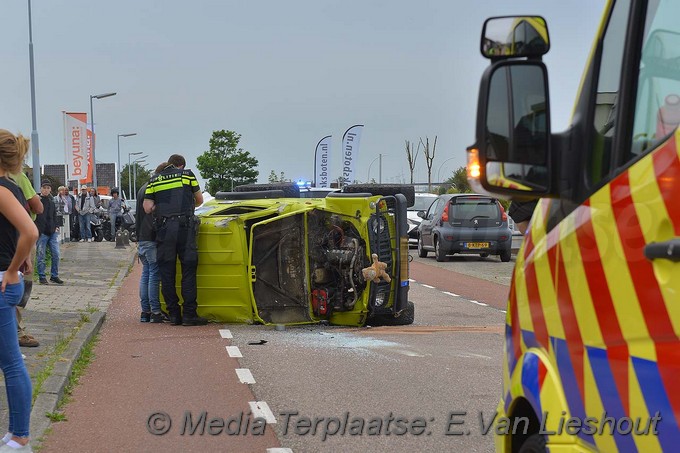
[
  {"x1": 35, "y1": 194, "x2": 58, "y2": 235},
  {"x1": 136, "y1": 183, "x2": 155, "y2": 242}
]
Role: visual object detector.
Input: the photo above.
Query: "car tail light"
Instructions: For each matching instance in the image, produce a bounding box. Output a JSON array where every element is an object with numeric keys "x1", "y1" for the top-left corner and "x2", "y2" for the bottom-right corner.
[
  {"x1": 441, "y1": 203, "x2": 449, "y2": 223},
  {"x1": 500, "y1": 235, "x2": 508, "y2": 241},
  {"x1": 499, "y1": 203, "x2": 508, "y2": 222}
]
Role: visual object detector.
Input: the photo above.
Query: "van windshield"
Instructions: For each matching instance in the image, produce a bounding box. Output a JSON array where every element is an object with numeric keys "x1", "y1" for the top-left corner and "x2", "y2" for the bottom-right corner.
[{"x1": 450, "y1": 198, "x2": 500, "y2": 221}]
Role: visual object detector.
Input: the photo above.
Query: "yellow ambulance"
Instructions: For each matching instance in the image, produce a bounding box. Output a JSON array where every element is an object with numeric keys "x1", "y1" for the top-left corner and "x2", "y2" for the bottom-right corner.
[{"x1": 469, "y1": 2, "x2": 680, "y2": 452}]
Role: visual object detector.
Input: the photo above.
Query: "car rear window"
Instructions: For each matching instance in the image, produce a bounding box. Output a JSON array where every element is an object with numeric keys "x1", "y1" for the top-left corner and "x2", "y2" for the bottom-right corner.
[{"x1": 450, "y1": 198, "x2": 500, "y2": 221}]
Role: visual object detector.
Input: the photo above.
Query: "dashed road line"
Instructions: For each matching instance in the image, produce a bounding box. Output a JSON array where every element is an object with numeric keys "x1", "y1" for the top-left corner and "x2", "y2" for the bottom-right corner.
[
  {"x1": 468, "y1": 300, "x2": 488, "y2": 307},
  {"x1": 249, "y1": 401, "x2": 277, "y2": 424},
  {"x1": 267, "y1": 449, "x2": 293, "y2": 453},
  {"x1": 219, "y1": 328, "x2": 233, "y2": 339},
  {"x1": 236, "y1": 368, "x2": 256, "y2": 384},
  {"x1": 421, "y1": 284, "x2": 435, "y2": 289},
  {"x1": 226, "y1": 346, "x2": 243, "y2": 357},
  {"x1": 442, "y1": 291, "x2": 460, "y2": 297}
]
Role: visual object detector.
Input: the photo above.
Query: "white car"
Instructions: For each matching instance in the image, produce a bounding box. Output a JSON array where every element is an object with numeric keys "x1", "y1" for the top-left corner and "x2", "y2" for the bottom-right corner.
[{"x1": 407, "y1": 193, "x2": 438, "y2": 246}]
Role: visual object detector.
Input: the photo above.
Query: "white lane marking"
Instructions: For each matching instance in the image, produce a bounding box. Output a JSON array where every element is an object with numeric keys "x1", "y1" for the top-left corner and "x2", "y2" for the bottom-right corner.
[
  {"x1": 219, "y1": 329, "x2": 233, "y2": 339},
  {"x1": 500, "y1": 310, "x2": 507, "y2": 314},
  {"x1": 442, "y1": 291, "x2": 460, "y2": 297},
  {"x1": 421, "y1": 284, "x2": 435, "y2": 289},
  {"x1": 249, "y1": 401, "x2": 276, "y2": 424},
  {"x1": 468, "y1": 300, "x2": 488, "y2": 307},
  {"x1": 226, "y1": 346, "x2": 242, "y2": 357},
  {"x1": 267, "y1": 449, "x2": 293, "y2": 453},
  {"x1": 408, "y1": 278, "x2": 416, "y2": 283},
  {"x1": 236, "y1": 368, "x2": 256, "y2": 384}
]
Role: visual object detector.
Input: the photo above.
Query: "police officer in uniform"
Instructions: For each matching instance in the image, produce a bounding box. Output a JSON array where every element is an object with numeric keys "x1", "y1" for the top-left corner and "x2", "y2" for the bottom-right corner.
[{"x1": 143, "y1": 154, "x2": 205, "y2": 326}]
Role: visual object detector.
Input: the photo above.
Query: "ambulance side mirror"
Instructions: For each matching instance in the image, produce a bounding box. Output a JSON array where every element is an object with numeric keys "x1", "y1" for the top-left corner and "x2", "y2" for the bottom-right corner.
[{"x1": 470, "y1": 61, "x2": 554, "y2": 198}]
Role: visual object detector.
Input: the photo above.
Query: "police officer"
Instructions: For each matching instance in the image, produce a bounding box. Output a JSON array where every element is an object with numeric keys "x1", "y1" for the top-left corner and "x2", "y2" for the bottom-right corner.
[{"x1": 143, "y1": 154, "x2": 205, "y2": 326}]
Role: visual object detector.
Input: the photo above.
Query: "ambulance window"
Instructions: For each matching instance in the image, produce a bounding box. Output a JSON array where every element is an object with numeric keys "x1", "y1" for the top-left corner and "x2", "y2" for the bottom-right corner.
[
  {"x1": 630, "y1": 0, "x2": 680, "y2": 160},
  {"x1": 588, "y1": 0, "x2": 630, "y2": 186}
]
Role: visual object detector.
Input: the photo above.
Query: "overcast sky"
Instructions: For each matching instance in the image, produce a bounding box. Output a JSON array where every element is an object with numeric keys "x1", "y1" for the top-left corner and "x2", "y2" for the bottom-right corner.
[{"x1": 2, "y1": 0, "x2": 606, "y2": 189}]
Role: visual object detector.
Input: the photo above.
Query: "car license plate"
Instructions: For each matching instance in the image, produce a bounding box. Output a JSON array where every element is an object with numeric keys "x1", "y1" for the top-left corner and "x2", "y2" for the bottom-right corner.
[{"x1": 466, "y1": 242, "x2": 489, "y2": 249}]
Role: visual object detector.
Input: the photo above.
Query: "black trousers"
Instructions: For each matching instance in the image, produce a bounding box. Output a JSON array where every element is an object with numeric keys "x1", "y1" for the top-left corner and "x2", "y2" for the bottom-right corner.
[{"x1": 156, "y1": 218, "x2": 198, "y2": 317}]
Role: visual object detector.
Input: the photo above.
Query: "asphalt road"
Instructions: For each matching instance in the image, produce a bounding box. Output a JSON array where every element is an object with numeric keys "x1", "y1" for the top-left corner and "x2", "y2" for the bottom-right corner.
[{"x1": 227, "y1": 256, "x2": 513, "y2": 452}]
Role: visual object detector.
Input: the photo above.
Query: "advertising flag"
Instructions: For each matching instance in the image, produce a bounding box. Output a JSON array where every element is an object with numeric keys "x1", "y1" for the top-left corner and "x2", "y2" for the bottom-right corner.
[
  {"x1": 314, "y1": 135, "x2": 332, "y2": 188},
  {"x1": 63, "y1": 112, "x2": 89, "y2": 181},
  {"x1": 84, "y1": 126, "x2": 94, "y2": 184},
  {"x1": 341, "y1": 124, "x2": 363, "y2": 185}
]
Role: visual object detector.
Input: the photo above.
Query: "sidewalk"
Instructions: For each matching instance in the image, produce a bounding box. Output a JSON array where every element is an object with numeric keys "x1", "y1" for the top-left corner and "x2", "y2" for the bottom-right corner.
[{"x1": 0, "y1": 240, "x2": 137, "y2": 444}]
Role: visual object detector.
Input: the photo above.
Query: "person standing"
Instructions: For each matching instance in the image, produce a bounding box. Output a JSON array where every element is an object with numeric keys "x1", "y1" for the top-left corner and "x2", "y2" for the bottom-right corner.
[
  {"x1": 0, "y1": 129, "x2": 40, "y2": 452},
  {"x1": 136, "y1": 164, "x2": 167, "y2": 323},
  {"x1": 143, "y1": 155, "x2": 205, "y2": 326},
  {"x1": 9, "y1": 172, "x2": 42, "y2": 349},
  {"x1": 35, "y1": 181, "x2": 63, "y2": 285},
  {"x1": 108, "y1": 188, "x2": 123, "y2": 241},
  {"x1": 66, "y1": 187, "x2": 79, "y2": 242},
  {"x1": 56, "y1": 186, "x2": 72, "y2": 242},
  {"x1": 75, "y1": 184, "x2": 96, "y2": 242}
]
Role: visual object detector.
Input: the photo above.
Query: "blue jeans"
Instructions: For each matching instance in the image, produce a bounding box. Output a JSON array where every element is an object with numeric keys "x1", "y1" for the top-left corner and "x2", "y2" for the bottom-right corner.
[
  {"x1": 138, "y1": 241, "x2": 160, "y2": 314},
  {"x1": 79, "y1": 213, "x2": 92, "y2": 239},
  {"x1": 109, "y1": 212, "x2": 119, "y2": 237},
  {"x1": 0, "y1": 276, "x2": 32, "y2": 437},
  {"x1": 37, "y1": 232, "x2": 60, "y2": 279}
]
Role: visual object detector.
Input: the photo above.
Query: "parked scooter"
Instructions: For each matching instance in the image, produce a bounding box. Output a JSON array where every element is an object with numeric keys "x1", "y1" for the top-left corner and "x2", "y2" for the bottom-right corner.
[
  {"x1": 90, "y1": 211, "x2": 104, "y2": 242},
  {"x1": 102, "y1": 206, "x2": 136, "y2": 242}
]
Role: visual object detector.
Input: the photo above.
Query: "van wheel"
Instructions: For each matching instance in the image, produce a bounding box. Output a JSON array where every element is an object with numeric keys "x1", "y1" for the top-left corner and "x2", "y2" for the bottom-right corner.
[
  {"x1": 417, "y1": 236, "x2": 428, "y2": 258},
  {"x1": 233, "y1": 182, "x2": 300, "y2": 198},
  {"x1": 368, "y1": 301, "x2": 415, "y2": 326},
  {"x1": 435, "y1": 238, "x2": 448, "y2": 262},
  {"x1": 518, "y1": 434, "x2": 546, "y2": 453},
  {"x1": 500, "y1": 250, "x2": 511, "y2": 262},
  {"x1": 342, "y1": 184, "x2": 415, "y2": 208}
]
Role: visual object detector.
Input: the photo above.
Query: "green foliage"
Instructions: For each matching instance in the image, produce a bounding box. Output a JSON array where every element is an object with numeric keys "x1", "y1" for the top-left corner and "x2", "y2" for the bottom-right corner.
[
  {"x1": 197, "y1": 130, "x2": 259, "y2": 194},
  {"x1": 439, "y1": 166, "x2": 472, "y2": 194},
  {"x1": 268, "y1": 170, "x2": 288, "y2": 183},
  {"x1": 120, "y1": 163, "x2": 152, "y2": 199}
]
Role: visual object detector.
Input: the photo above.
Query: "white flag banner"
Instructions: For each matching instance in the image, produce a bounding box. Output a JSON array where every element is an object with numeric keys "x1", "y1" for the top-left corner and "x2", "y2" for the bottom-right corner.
[
  {"x1": 341, "y1": 124, "x2": 363, "y2": 185},
  {"x1": 314, "y1": 135, "x2": 332, "y2": 188},
  {"x1": 63, "y1": 112, "x2": 89, "y2": 181}
]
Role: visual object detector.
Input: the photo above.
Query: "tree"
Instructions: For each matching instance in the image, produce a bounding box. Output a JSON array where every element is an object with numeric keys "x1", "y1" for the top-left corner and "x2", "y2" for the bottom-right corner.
[
  {"x1": 268, "y1": 170, "x2": 289, "y2": 183},
  {"x1": 120, "y1": 163, "x2": 153, "y2": 199},
  {"x1": 196, "y1": 130, "x2": 259, "y2": 194},
  {"x1": 447, "y1": 166, "x2": 472, "y2": 194},
  {"x1": 405, "y1": 140, "x2": 420, "y2": 184},
  {"x1": 420, "y1": 136, "x2": 437, "y2": 191}
]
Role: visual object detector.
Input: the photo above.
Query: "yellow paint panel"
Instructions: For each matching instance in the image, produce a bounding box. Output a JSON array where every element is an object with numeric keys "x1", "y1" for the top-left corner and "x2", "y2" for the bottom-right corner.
[
  {"x1": 513, "y1": 262, "x2": 534, "y2": 352},
  {"x1": 589, "y1": 185, "x2": 655, "y2": 362},
  {"x1": 533, "y1": 233, "x2": 565, "y2": 342},
  {"x1": 558, "y1": 215, "x2": 604, "y2": 347},
  {"x1": 628, "y1": 361, "x2": 662, "y2": 452}
]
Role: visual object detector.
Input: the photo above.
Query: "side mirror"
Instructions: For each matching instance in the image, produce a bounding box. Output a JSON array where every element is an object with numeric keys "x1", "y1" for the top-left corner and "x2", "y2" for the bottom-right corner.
[
  {"x1": 469, "y1": 61, "x2": 552, "y2": 197},
  {"x1": 417, "y1": 211, "x2": 425, "y2": 219},
  {"x1": 481, "y1": 16, "x2": 549, "y2": 59}
]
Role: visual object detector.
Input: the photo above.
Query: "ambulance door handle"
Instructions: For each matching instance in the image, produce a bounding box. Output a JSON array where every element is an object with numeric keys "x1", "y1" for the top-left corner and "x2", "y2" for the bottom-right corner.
[{"x1": 644, "y1": 238, "x2": 680, "y2": 262}]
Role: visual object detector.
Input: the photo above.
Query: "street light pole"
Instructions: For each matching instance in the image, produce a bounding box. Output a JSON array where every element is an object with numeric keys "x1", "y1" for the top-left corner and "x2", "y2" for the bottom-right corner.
[
  {"x1": 437, "y1": 157, "x2": 458, "y2": 184},
  {"x1": 89, "y1": 92, "x2": 116, "y2": 191},
  {"x1": 27, "y1": 0, "x2": 41, "y2": 191},
  {"x1": 117, "y1": 133, "x2": 136, "y2": 188},
  {"x1": 128, "y1": 151, "x2": 142, "y2": 199},
  {"x1": 132, "y1": 156, "x2": 147, "y2": 199},
  {"x1": 367, "y1": 153, "x2": 388, "y2": 183}
]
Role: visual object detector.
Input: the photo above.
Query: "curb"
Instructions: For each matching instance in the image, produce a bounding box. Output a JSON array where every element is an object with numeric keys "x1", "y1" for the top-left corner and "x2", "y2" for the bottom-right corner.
[{"x1": 31, "y1": 311, "x2": 106, "y2": 442}]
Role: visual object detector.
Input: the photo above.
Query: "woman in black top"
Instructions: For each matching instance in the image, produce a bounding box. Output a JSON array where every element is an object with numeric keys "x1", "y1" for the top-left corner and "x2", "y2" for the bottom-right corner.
[{"x1": 0, "y1": 129, "x2": 39, "y2": 451}]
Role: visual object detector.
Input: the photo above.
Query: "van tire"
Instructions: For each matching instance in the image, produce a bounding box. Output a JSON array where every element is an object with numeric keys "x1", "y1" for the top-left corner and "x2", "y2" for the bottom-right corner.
[
  {"x1": 234, "y1": 183, "x2": 300, "y2": 198},
  {"x1": 518, "y1": 434, "x2": 546, "y2": 453},
  {"x1": 342, "y1": 184, "x2": 415, "y2": 207},
  {"x1": 500, "y1": 250, "x2": 512, "y2": 262},
  {"x1": 435, "y1": 237, "x2": 448, "y2": 262},
  {"x1": 368, "y1": 301, "x2": 415, "y2": 326}
]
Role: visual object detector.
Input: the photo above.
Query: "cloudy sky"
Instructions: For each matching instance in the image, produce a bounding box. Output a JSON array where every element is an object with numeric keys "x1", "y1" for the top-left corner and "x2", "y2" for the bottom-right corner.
[{"x1": 2, "y1": 0, "x2": 606, "y2": 190}]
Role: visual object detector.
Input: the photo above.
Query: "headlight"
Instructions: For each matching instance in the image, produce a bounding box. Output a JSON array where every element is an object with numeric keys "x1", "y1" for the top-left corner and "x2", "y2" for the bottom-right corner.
[
  {"x1": 371, "y1": 217, "x2": 386, "y2": 234},
  {"x1": 374, "y1": 291, "x2": 386, "y2": 307}
]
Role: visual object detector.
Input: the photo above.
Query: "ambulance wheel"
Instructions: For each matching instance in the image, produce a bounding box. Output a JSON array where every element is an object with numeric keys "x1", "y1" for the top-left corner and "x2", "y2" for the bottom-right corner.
[
  {"x1": 500, "y1": 250, "x2": 511, "y2": 262},
  {"x1": 368, "y1": 301, "x2": 415, "y2": 326},
  {"x1": 518, "y1": 434, "x2": 546, "y2": 453}
]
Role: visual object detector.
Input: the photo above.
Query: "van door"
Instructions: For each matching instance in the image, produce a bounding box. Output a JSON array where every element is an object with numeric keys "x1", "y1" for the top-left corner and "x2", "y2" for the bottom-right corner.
[{"x1": 546, "y1": 0, "x2": 680, "y2": 450}]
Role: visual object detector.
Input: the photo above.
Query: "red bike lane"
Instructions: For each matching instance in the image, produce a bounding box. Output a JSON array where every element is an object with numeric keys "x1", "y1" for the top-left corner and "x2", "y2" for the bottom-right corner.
[
  {"x1": 409, "y1": 260, "x2": 511, "y2": 311},
  {"x1": 40, "y1": 263, "x2": 280, "y2": 453}
]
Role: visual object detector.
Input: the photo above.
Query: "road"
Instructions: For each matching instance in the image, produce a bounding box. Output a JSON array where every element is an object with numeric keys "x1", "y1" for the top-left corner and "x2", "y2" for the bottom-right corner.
[
  {"x1": 227, "y1": 252, "x2": 513, "y2": 452},
  {"x1": 42, "y1": 250, "x2": 515, "y2": 453}
]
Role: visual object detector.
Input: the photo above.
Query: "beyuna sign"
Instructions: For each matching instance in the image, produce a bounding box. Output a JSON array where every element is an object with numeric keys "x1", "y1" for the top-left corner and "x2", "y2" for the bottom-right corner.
[{"x1": 63, "y1": 112, "x2": 90, "y2": 181}]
